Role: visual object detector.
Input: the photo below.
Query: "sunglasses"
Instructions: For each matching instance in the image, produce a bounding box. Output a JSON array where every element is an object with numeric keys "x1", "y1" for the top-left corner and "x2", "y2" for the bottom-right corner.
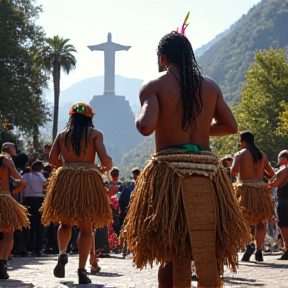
[{"x1": 111, "y1": 173, "x2": 119, "y2": 177}]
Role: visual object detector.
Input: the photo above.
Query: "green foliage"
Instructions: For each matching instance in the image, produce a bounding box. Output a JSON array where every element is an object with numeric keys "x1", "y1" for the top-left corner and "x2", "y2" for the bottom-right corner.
[
  {"x1": 119, "y1": 135, "x2": 155, "y2": 179},
  {"x1": 198, "y1": 0, "x2": 288, "y2": 103},
  {"x1": 0, "y1": 0, "x2": 50, "y2": 133},
  {"x1": 277, "y1": 101, "x2": 288, "y2": 134},
  {"x1": 39, "y1": 36, "x2": 77, "y2": 140},
  {"x1": 236, "y1": 48, "x2": 288, "y2": 161}
]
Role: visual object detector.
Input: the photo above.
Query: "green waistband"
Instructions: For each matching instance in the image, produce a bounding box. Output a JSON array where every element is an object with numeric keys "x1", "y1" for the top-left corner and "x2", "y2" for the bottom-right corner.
[{"x1": 161, "y1": 143, "x2": 211, "y2": 153}]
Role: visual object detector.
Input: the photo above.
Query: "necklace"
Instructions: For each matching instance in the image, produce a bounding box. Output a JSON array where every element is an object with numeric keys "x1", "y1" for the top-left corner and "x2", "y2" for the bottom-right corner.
[{"x1": 167, "y1": 69, "x2": 181, "y2": 87}]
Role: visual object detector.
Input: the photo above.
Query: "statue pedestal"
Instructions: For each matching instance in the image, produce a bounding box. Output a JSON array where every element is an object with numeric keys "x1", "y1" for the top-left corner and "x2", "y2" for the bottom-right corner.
[{"x1": 89, "y1": 95, "x2": 143, "y2": 165}]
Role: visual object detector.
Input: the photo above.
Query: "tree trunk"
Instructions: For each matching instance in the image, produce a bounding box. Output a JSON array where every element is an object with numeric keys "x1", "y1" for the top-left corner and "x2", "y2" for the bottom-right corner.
[
  {"x1": 33, "y1": 124, "x2": 40, "y2": 152},
  {"x1": 52, "y1": 65, "x2": 61, "y2": 141}
]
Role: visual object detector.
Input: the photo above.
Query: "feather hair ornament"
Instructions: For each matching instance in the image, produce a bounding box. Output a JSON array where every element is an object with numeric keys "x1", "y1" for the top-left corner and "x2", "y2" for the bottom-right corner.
[{"x1": 177, "y1": 12, "x2": 190, "y2": 35}]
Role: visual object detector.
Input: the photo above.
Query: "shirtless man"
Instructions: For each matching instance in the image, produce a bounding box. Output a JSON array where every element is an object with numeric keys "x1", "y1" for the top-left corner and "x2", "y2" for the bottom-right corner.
[
  {"x1": 231, "y1": 131, "x2": 275, "y2": 262},
  {"x1": 268, "y1": 150, "x2": 288, "y2": 260},
  {"x1": 0, "y1": 149, "x2": 28, "y2": 279},
  {"x1": 40, "y1": 103, "x2": 118, "y2": 284},
  {"x1": 122, "y1": 31, "x2": 248, "y2": 288}
]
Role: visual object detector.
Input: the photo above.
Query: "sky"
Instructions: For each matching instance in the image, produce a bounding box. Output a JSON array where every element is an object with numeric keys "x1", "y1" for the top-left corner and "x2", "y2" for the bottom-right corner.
[{"x1": 36, "y1": 0, "x2": 262, "y2": 91}]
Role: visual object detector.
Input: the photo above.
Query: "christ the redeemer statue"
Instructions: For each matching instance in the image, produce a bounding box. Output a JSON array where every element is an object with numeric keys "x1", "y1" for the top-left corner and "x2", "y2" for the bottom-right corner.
[{"x1": 88, "y1": 33, "x2": 131, "y2": 96}]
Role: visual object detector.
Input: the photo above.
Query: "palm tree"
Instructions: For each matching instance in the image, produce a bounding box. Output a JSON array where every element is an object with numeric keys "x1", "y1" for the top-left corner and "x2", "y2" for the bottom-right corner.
[{"x1": 40, "y1": 36, "x2": 77, "y2": 141}]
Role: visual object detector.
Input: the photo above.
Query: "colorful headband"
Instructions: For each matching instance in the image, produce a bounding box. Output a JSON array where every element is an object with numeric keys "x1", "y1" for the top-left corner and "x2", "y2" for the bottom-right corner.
[
  {"x1": 69, "y1": 103, "x2": 95, "y2": 118},
  {"x1": 177, "y1": 12, "x2": 190, "y2": 35}
]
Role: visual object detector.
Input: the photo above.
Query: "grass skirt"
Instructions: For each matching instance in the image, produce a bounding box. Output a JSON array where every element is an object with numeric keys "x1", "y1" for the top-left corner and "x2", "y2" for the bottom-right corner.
[
  {"x1": 234, "y1": 181, "x2": 274, "y2": 225},
  {"x1": 121, "y1": 151, "x2": 249, "y2": 277},
  {"x1": 0, "y1": 194, "x2": 30, "y2": 231},
  {"x1": 40, "y1": 164, "x2": 112, "y2": 229}
]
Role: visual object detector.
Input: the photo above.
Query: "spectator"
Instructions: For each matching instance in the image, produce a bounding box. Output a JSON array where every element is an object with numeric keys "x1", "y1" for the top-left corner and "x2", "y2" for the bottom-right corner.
[{"x1": 23, "y1": 160, "x2": 46, "y2": 256}]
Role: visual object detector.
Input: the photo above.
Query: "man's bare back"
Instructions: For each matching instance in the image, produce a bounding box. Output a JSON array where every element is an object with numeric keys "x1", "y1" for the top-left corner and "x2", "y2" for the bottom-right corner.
[
  {"x1": 49, "y1": 128, "x2": 112, "y2": 171},
  {"x1": 232, "y1": 149, "x2": 274, "y2": 181},
  {"x1": 136, "y1": 69, "x2": 237, "y2": 151}
]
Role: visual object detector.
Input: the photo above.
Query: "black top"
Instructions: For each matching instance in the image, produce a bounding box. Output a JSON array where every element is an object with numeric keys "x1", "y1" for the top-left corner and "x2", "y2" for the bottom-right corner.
[{"x1": 278, "y1": 182, "x2": 288, "y2": 197}]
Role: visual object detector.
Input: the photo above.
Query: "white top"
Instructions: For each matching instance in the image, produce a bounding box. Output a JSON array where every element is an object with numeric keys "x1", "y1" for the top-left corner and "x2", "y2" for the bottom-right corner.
[{"x1": 23, "y1": 172, "x2": 46, "y2": 197}]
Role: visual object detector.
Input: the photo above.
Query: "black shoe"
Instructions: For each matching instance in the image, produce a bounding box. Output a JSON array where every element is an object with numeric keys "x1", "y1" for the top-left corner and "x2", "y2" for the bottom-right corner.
[
  {"x1": 0, "y1": 261, "x2": 9, "y2": 279},
  {"x1": 277, "y1": 250, "x2": 288, "y2": 260},
  {"x1": 255, "y1": 249, "x2": 264, "y2": 261},
  {"x1": 78, "y1": 268, "x2": 91, "y2": 284},
  {"x1": 241, "y1": 244, "x2": 255, "y2": 261},
  {"x1": 53, "y1": 253, "x2": 68, "y2": 278}
]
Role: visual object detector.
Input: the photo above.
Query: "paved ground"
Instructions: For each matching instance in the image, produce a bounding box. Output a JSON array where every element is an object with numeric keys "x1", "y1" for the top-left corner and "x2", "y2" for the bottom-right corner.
[{"x1": 0, "y1": 251, "x2": 287, "y2": 288}]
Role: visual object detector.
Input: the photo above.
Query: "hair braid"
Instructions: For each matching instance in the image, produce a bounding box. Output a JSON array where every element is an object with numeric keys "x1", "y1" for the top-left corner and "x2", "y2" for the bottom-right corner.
[
  {"x1": 158, "y1": 31, "x2": 203, "y2": 130},
  {"x1": 64, "y1": 114, "x2": 94, "y2": 157}
]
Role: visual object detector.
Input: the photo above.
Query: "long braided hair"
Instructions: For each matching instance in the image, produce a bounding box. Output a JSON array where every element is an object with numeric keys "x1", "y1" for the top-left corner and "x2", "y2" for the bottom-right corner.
[
  {"x1": 64, "y1": 114, "x2": 94, "y2": 157},
  {"x1": 158, "y1": 31, "x2": 203, "y2": 130},
  {"x1": 240, "y1": 131, "x2": 262, "y2": 163}
]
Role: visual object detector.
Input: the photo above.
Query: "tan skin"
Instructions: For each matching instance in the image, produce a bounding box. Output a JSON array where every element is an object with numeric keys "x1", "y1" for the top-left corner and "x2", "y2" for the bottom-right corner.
[
  {"x1": 49, "y1": 125, "x2": 117, "y2": 270},
  {"x1": 136, "y1": 54, "x2": 237, "y2": 151},
  {"x1": 0, "y1": 155, "x2": 26, "y2": 261},
  {"x1": 269, "y1": 156, "x2": 288, "y2": 253},
  {"x1": 136, "y1": 53, "x2": 237, "y2": 288},
  {"x1": 231, "y1": 138, "x2": 275, "y2": 251}
]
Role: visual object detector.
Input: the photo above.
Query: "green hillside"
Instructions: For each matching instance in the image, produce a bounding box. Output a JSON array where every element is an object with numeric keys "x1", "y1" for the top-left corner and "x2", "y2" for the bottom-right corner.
[
  {"x1": 198, "y1": 0, "x2": 288, "y2": 103},
  {"x1": 119, "y1": 135, "x2": 154, "y2": 179}
]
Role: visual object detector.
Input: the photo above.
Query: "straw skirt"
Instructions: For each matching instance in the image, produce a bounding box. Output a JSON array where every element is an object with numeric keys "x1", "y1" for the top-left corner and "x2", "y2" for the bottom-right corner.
[
  {"x1": 0, "y1": 194, "x2": 30, "y2": 232},
  {"x1": 234, "y1": 181, "x2": 274, "y2": 225},
  {"x1": 122, "y1": 151, "x2": 248, "y2": 287},
  {"x1": 40, "y1": 164, "x2": 112, "y2": 229}
]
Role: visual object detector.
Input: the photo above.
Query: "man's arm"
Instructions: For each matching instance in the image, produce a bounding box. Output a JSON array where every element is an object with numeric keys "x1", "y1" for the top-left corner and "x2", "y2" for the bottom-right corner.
[
  {"x1": 3, "y1": 157, "x2": 26, "y2": 194},
  {"x1": 230, "y1": 153, "x2": 240, "y2": 176},
  {"x1": 49, "y1": 134, "x2": 63, "y2": 168},
  {"x1": 269, "y1": 167, "x2": 287, "y2": 188},
  {"x1": 136, "y1": 80, "x2": 159, "y2": 136},
  {"x1": 94, "y1": 130, "x2": 112, "y2": 173},
  {"x1": 210, "y1": 81, "x2": 238, "y2": 136}
]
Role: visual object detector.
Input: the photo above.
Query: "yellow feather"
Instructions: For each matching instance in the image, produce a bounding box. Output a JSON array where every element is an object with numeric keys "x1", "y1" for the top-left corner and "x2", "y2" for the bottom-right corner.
[{"x1": 183, "y1": 11, "x2": 190, "y2": 26}]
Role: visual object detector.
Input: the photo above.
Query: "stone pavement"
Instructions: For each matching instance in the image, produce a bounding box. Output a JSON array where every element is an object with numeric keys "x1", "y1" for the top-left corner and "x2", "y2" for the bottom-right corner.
[{"x1": 0, "y1": 252, "x2": 288, "y2": 288}]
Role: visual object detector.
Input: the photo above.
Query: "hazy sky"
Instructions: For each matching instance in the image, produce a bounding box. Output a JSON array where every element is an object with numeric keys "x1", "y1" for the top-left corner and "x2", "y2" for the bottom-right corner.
[{"x1": 36, "y1": 0, "x2": 262, "y2": 90}]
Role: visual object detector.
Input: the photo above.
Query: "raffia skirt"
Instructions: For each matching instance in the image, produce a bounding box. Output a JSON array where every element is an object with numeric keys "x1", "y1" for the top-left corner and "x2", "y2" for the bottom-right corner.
[
  {"x1": 40, "y1": 164, "x2": 112, "y2": 229},
  {"x1": 121, "y1": 150, "x2": 249, "y2": 287},
  {"x1": 233, "y1": 181, "x2": 274, "y2": 225},
  {"x1": 0, "y1": 193, "x2": 30, "y2": 232}
]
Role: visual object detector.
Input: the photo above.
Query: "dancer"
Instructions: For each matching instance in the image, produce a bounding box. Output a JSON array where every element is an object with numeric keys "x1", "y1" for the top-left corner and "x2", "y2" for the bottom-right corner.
[
  {"x1": 231, "y1": 131, "x2": 275, "y2": 261},
  {"x1": 40, "y1": 103, "x2": 116, "y2": 284},
  {"x1": 0, "y1": 152, "x2": 29, "y2": 279},
  {"x1": 122, "y1": 16, "x2": 248, "y2": 288}
]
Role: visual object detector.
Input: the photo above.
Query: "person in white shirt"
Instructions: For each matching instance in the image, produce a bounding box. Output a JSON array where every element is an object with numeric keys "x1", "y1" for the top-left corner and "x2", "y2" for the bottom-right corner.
[{"x1": 23, "y1": 161, "x2": 46, "y2": 256}]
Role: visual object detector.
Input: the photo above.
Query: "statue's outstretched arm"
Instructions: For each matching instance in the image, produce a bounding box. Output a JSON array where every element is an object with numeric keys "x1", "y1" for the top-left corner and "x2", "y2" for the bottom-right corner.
[
  {"x1": 112, "y1": 43, "x2": 131, "y2": 51},
  {"x1": 87, "y1": 43, "x2": 106, "y2": 51}
]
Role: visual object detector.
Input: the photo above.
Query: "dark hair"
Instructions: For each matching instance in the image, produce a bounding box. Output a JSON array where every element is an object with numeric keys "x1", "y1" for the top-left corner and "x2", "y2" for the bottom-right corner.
[
  {"x1": 31, "y1": 160, "x2": 44, "y2": 172},
  {"x1": 240, "y1": 131, "x2": 262, "y2": 163},
  {"x1": 64, "y1": 114, "x2": 94, "y2": 157},
  {"x1": 110, "y1": 166, "x2": 119, "y2": 175},
  {"x1": 13, "y1": 152, "x2": 29, "y2": 170},
  {"x1": 278, "y1": 150, "x2": 288, "y2": 159},
  {"x1": 158, "y1": 31, "x2": 202, "y2": 130}
]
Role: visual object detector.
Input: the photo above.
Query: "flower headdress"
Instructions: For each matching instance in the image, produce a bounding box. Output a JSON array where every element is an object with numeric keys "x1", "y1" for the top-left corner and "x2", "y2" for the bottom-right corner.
[
  {"x1": 69, "y1": 103, "x2": 95, "y2": 118},
  {"x1": 177, "y1": 12, "x2": 190, "y2": 35}
]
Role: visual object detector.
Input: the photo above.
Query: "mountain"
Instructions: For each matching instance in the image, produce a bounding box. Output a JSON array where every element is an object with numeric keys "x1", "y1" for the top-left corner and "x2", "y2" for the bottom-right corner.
[
  {"x1": 194, "y1": 26, "x2": 234, "y2": 58},
  {"x1": 198, "y1": 0, "x2": 288, "y2": 103}
]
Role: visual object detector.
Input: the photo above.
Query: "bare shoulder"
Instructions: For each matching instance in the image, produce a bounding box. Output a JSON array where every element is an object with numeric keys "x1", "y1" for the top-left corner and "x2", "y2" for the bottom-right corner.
[
  {"x1": 140, "y1": 78, "x2": 161, "y2": 93},
  {"x1": 260, "y1": 150, "x2": 267, "y2": 158},
  {"x1": 202, "y1": 76, "x2": 221, "y2": 93},
  {"x1": 2, "y1": 156, "x2": 13, "y2": 167},
  {"x1": 89, "y1": 128, "x2": 103, "y2": 139},
  {"x1": 235, "y1": 149, "x2": 246, "y2": 157}
]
